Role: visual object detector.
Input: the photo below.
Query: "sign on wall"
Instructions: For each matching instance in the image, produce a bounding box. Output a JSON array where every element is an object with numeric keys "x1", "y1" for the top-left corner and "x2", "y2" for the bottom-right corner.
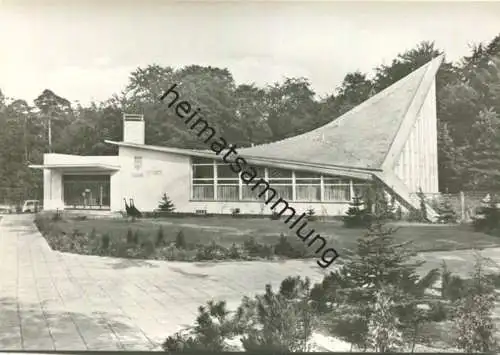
[{"x1": 134, "y1": 156, "x2": 143, "y2": 170}]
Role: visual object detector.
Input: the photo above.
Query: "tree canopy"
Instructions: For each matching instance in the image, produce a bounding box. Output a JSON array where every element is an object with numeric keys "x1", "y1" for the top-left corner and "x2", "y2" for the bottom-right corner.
[{"x1": 1, "y1": 36, "x2": 500, "y2": 203}]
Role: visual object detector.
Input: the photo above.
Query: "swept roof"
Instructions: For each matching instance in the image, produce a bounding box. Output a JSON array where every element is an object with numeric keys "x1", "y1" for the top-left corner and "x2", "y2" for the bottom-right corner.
[{"x1": 237, "y1": 55, "x2": 444, "y2": 170}]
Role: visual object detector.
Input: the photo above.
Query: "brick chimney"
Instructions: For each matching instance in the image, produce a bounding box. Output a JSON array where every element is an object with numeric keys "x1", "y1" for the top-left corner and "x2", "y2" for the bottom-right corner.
[{"x1": 123, "y1": 113, "x2": 145, "y2": 145}]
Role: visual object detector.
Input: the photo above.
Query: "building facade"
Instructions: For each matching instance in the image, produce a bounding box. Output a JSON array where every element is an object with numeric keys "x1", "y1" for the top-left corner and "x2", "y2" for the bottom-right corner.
[{"x1": 31, "y1": 56, "x2": 444, "y2": 218}]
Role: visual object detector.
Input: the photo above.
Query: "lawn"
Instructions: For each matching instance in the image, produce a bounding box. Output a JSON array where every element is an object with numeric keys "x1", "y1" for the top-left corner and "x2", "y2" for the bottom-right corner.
[{"x1": 37, "y1": 213, "x2": 500, "y2": 254}]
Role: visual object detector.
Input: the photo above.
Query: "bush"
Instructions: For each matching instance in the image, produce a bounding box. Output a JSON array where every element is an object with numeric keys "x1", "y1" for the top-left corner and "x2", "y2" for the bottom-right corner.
[
  {"x1": 155, "y1": 226, "x2": 165, "y2": 247},
  {"x1": 343, "y1": 196, "x2": 371, "y2": 228},
  {"x1": 407, "y1": 208, "x2": 426, "y2": 222},
  {"x1": 473, "y1": 203, "x2": 500, "y2": 232},
  {"x1": 243, "y1": 237, "x2": 273, "y2": 258},
  {"x1": 133, "y1": 230, "x2": 140, "y2": 245},
  {"x1": 126, "y1": 228, "x2": 134, "y2": 244},
  {"x1": 52, "y1": 209, "x2": 63, "y2": 221},
  {"x1": 140, "y1": 239, "x2": 156, "y2": 258},
  {"x1": 229, "y1": 242, "x2": 243, "y2": 259},
  {"x1": 306, "y1": 207, "x2": 317, "y2": 222},
  {"x1": 175, "y1": 230, "x2": 187, "y2": 249},
  {"x1": 270, "y1": 211, "x2": 280, "y2": 220},
  {"x1": 101, "y1": 233, "x2": 110, "y2": 251},
  {"x1": 274, "y1": 233, "x2": 305, "y2": 258},
  {"x1": 155, "y1": 244, "x2": 194, "y2": 261},
  {"x1": 436, "y1": 198, "x2": 458, "y2": 224},
  {"x1": 195, "y1": 241, "x2": 229, "y2": 261}
]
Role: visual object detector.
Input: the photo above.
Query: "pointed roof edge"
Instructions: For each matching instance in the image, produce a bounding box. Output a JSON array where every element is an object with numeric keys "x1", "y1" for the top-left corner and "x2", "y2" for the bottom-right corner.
[
  {"x1": 374, "y1": 170, "x2": 438, "y2": 222},
  {"x1": 104, "y1": 139, "x2": 376, "y2": 180},
  {"x1": 381, "y1": 54, "x2": 444, "y2": 170}
]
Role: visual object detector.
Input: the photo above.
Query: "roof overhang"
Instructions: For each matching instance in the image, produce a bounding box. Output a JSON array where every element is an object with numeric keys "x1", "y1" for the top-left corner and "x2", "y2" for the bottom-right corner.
[
  {"x1": 29, "y1": 163, "x2": 120, "y2": 172},
  {"x1": 105, "y1": 140, "x2": 376, "y2": 180}
]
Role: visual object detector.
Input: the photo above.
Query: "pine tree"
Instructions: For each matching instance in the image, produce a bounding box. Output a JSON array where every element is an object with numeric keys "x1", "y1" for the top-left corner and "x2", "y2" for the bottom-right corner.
[
  {"x1": 235, "y1": 277, "x2": 315, "y2": 352},
  {"x1": 325, "y1": 222, "x2": 439, "y2": 351},
  {"x1": 436, "y1": 196, "x2": 458, "y2": 224},
  {"x1": 343, "y1": 195, "x2": 370, "y2": 228},
  {"x1": 468, "y1": 108, "x2": 500, "y2": 190},
  {"x1": 453, "y1": 255, "x2": 498, "y2": 353},
  {"x1": 368, "y1": 285, "x2": 404, "y2": 352},
  {"x1": 158, "y1": 193, "x2": 176, "y2": 212},
  {"x1": 162, "y1": 300, "x2": 236, "y2": 351}
]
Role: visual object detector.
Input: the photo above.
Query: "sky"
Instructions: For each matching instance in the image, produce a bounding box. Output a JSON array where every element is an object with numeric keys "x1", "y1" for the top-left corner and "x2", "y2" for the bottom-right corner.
[{"x1": 0, "y1": 0, "x2": 499, "y2": 106}]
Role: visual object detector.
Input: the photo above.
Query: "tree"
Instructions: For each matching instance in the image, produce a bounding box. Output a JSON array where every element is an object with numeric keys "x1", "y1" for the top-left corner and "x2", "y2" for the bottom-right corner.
[
  {"x1": 333, "y1": 71, "x2": 374, "y2": 115},
  {"x1": 436, "y1": 196, "x2": 458, "y2": 224},
  {"x1": 234, "y1": 277, "x2": 315, "y2": 352},
  {"x1": 158, "y1": 193, "x2": 176, "y2": 212},
  {"x1": 162, "y1": 300, "x2": 237, "y2": 352},
  {"x1": 367, "y1": 285, "x2": 404, "y2": 352},
  {"x1": 453, "y1": 255, "x2": 498, "y2": 353},
  {"x1": 467, "y1": 107, "x2": 500, "y2": 190},
  {"x1": 373, "y1": 41, "x2": 444, "y2": 92},
  {"x1": 233, "y1": 84, "x2": 272, "y2": 146},
  {"x1": 343, "y1": 195, "x2": 370, "y2": 228},
  {"x1": 34, "y1": 89, "x2": 72, "y2": 153},
  {"x1": 324, "y1": 223, "x2": 440, "y2": 351},
  {"x1": 265, "y1": 77, "x2": 320, "y2": 140}
]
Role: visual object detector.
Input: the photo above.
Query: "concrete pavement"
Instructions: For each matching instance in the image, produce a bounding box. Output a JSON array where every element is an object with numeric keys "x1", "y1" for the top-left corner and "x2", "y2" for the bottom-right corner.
[{"x1": 0, "y1": 214, "x2": 499, "y2": 351}]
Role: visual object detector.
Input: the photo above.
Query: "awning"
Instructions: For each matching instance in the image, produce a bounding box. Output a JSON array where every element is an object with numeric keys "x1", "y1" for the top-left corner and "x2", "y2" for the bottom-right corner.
[{"x1": 29, "y1": 164, "x2": 120, "y2": 172}]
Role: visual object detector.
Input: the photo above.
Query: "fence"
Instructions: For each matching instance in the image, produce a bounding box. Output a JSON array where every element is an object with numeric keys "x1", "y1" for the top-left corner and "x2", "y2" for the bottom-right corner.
[{"x1": 410, "y1": 191, "x2": 495, "y2": 223}]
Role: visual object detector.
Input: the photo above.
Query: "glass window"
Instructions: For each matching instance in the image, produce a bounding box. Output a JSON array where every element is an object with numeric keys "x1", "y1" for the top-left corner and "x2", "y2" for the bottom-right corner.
[
  {"x1": 268, "y1": 168, "x2": 292, "y2": 179},
  {"x1": 324, "y1": 184, "x2": 350, "y2": 201},
  {"x1": 192, "y1": 157, "x2": 213, "y2": 165},
  {"x1": 193, "y1": 165, "x2": 214, "y2": 179},
  {"x1": 217, "y1": 186, "x2": 239, "y2": 200},
  {"x1": 216, "y1": 164, "x2": 239, "y2": 180},
  {"x1": 192, "y1": 185, "x2": 214, "y2": 200}
]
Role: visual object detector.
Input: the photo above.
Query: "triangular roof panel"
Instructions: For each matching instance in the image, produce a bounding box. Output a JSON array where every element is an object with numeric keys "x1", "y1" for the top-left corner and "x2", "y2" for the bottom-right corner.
[{"x1": 237, "y1": 55, "x2": 444, "y2": 170}]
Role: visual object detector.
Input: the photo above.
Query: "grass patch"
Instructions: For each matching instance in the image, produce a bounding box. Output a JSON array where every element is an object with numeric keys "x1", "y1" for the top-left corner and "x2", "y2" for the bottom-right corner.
[{"x1": 34, "y1": 212, "x2": 500, "y2": 262}]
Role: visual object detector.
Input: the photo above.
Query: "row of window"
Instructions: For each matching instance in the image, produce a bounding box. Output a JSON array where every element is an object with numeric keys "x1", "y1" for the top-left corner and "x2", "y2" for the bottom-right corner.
[{"x1": 191, "y1": 157, "x2": 369, "y2": 202}]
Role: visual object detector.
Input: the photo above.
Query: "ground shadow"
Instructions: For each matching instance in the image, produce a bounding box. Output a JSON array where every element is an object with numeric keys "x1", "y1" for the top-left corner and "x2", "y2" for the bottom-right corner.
[
  {"x1": 0, "y1": 297, "x2": 157, "y2": 351},
  {"x1": 106, "y1": 258, "x2": 160, "y2": 270}
]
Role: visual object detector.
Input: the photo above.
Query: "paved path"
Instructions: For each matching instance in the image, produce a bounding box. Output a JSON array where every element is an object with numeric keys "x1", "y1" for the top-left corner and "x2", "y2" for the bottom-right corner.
[{"x1": 0, "y1": 214, "x2": 499, "y2": 351}]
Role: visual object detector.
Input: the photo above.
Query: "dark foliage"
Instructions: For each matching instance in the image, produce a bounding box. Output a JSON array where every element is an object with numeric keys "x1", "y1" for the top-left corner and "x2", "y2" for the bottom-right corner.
[
  {"x1": 158, "y1": 193, "x2": 176, "y2": 212},
  {"x1": 343, "y1": 196, "x2": 371, "y2": 228},
  {"x1": 126, "y1": 228, "x2": 134, "y2": 244},
  {"x1": 243, "y1": 236, "x2": 274, "y2": 258},
  {"x1": 155, "y1": 225, "x2": 165, "y2": 247},
  {"x1": 270, "y1": 211, "x2": 281, "y2": 220},
  {"x1": 175, "y1": 230, "x2": 187, "y2": 249},
  {"x1": 436, "y1": 198, "x2": 458, "y2": 224}
]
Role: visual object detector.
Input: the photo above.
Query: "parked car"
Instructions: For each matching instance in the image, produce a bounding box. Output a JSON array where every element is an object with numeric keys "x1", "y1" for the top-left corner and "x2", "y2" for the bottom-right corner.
[
  {"x1": 0, "y1": 204, "x2": 15, "y2": 214},
  {"x1": 22, "y1": 200, "x2": 41, "y2": 213}
]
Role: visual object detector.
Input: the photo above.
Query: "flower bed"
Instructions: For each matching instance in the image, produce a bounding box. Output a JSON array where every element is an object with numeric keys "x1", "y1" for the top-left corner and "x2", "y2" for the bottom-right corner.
[{"x1": 35, "y1": 213, "x2": 312, "y2": 262}]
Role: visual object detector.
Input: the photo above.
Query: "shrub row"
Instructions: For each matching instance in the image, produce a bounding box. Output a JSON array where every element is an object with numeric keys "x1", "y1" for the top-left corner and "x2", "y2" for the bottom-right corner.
[{"x1": 35, "y1": 216, "x2": 312, "y2": 262}]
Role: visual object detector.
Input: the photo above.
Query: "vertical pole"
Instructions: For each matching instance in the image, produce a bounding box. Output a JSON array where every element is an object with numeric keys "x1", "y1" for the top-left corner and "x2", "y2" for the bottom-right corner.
[
  {"x1": 460, "y1": 191, "x2": 465, "y2": 222},
  {"x1": 48, "y1": 116, "x2": 52, "y2": 153},
  {"x1": 213, "y1": 160, "x2": 217, "y2": 200},
  {"x1": 100, "y1": 185, "x2": 103, "y2": 208}
]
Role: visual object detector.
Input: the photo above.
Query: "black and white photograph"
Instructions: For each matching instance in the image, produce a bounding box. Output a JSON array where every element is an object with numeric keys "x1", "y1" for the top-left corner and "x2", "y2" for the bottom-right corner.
[{"x1": 1, "y1": 0, "x2": 500, "y2": 353}]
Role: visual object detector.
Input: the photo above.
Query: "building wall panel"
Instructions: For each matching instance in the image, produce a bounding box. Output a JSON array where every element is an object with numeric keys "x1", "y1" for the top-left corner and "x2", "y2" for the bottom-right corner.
[{"x1": 393, "y1": 80, "x2": 439, "y2": 194}]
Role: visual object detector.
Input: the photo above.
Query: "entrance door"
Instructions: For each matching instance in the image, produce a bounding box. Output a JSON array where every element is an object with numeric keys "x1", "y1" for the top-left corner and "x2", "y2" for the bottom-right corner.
[{"x1": 63, "y1": 174, "x2": 111, "y2": 209}]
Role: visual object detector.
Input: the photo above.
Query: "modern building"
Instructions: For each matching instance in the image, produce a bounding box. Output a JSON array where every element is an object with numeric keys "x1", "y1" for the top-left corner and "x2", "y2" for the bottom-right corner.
[{"x1": 30, "y1": 55, "x2": 443, "y2": 218}]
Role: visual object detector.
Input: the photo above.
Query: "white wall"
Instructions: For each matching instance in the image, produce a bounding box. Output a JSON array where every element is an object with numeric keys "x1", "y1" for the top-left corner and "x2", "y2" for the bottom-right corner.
[
  {"x1": 123, "y1": 120, "x2": 145, "y2": 145},
  {"x1": 115, "y1": 146, "x2": 351, "y2": 216},
  {"x1": 393, "y1": 79, "x2": 439, "y2": 194},
  {"x1": 43, "y1": 169, "x2": 64, "y2": 210},
  {"x1": 41, "y1": 153, "x2": 120, "y2": 210}
]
